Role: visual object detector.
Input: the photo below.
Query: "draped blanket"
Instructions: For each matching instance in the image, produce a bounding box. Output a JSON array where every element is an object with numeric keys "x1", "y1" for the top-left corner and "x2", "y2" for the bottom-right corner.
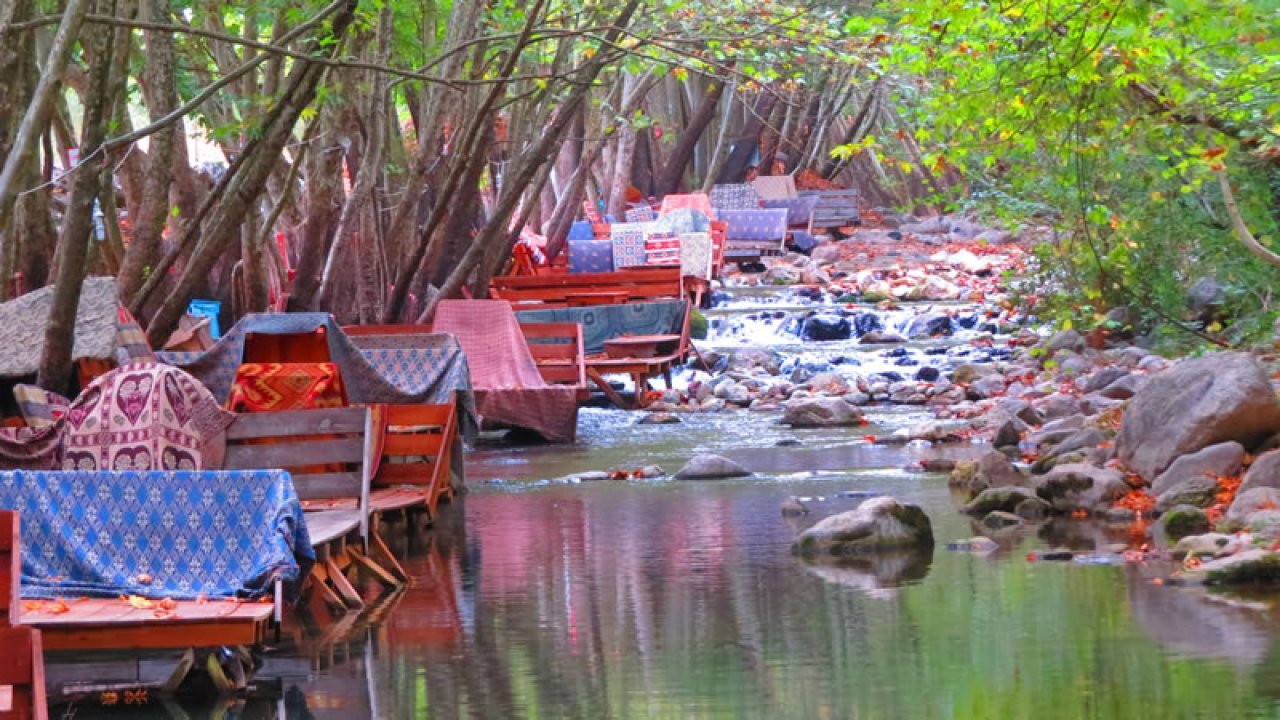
[
  {"x1": 0, "y1": 469, "x2": 313, "y2": 600},
  {"x1": 435, "y1": 301, "x2": 579, "y2": 443},
  {"x1": 157, "y1": 313, "x2": 476, "y2": 441},
  {"x1": 516, "y1": 300, "x2": 687, "y2": 355}
]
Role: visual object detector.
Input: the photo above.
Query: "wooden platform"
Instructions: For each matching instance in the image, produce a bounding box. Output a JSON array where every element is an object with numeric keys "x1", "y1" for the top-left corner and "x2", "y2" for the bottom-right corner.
[{"x1": 20, "y1": 598, "x2": 275, "y2": 651}]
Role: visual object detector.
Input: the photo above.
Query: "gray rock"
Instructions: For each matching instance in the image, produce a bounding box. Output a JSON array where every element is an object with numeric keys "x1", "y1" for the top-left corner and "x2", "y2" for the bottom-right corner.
[
  {"x1": 674, "y1": 454, "x2": 751, "y2": 480},
  {"x1": 1244, "y1": 509, "x2": 1280, "y2": 540},
  {"x1": 968, "y1": 450, "x2": 1027, "y2": 493},
  {"x1": 1157, "y1": 505, "x2": 1211, "y2": 540},
  {"x1": 993, "y1": 417, "x2": 1028, "y2": 449},
  {"x1": 905, "y1": 313, "x2": 952, "y2": 339},
  {"x1": 802, "y1": 314, "x2": 853, "y2": 341},
  {"x1": 807, "y1": 372, "x2": 850, "y2": 394},
  {"x1": 964, "y1": 486, "x2": 1039, "y2": 515},
  {"x1": 1034, "y1": 463, "x2": 1128, "y2": 513},
  {"x1": 1152, "y1": 442, "x2": 1245, "y2": 496},
  {"x1": 1025, "y1": 414, "x2": 1085, "y2": 449},
  {"x1": 783, "y1": 397, "x2": 864, "y2": 427},
  {"x1": 1201, "y1": 550, "x2": 1280, "y2": 585},
  {"x1": 725, "y1": 384, "x2": 753, "y2": 406},
  {"x1": 860, "y1": 331, "x2": 907, "y2": 344},
  {"x1": 727, "y1": 348, "x2": 783, "y2": 375},
  {"x1": 952, "y1": 363, "x2": 997, "y2": 384},
  {"x1": 968, "y1": 375, "x2": 1006, "y2": 399},
  {"x1": 1188, "y1": 277, "x2": 1225, "y2": 314},
  {"x1": 1100, "y1": 374, "x2": 1146, "y2": 400},
  {"x1": 1173, "y1": 533, "x2": 1240, "y2": 559},
  {"x1": 1227, "y1": 487, "x2": 1280, "y2": 524},
  {"x1": 1054, "y1": 352, "x2": 1092, "y2": 377},
  {"x1": 1051, "y1": 427, "x2": 1109, "y2": 457},
  {"x1": 1117, "y1": 353, "x2": 1280, "y2": 480},
  {"x1": 1239, "y1": 449, "x2": 1280, "y2": 495},
  {"x1": 792, "y1": 496, "x2": 934, "y2": 555},
  {"x1": 1014, "y1": 496, "x2": 1052, "y2": 520},
  {"x1": 1034, "y1": 395, "x2": 1083, "y2": 421},
  {"x1": 1155, "y1": 476, "x2": 1222, "y2": 511},
  {"x1": 781, "y1": 496, "x2": 809, "y2": 516},
  {"x1": 638, "y1": 412, "x2": 682, "y2": 425},
  {"x1": 1085, "y1": 367, "x2": 1130, "y2": 394},
  {"x1": 982, "y1": 511, "x2": 1024, "y2": 529},
  {"x1": 1044, "y1": 329, "x2": 1085, "y2": 355}
]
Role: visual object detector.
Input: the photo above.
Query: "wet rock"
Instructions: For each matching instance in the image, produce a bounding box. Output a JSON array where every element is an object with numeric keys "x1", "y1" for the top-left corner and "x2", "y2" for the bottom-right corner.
[
  {"x1": 1034, "y1": 395, "x2": 1083, "y2": 421},
  {"x1": 783, "y1": 397, "x2": 864, "y2": 427},
  {"x1": 968, "y1": 375, "x2": 1006, "y2": 400},
  {"x1": 914, "y1": 367, "x2": 940, "y2": 382},
  {"x1": 1243, "y1": 510, "x2": 1280, "y2": 540},
  {"x1": 1227, "y1": 487, "x2": 1280, "y2": 524},
  {"x1": 724, "y1": 384, "x2": 753, "y2": 406},
  {"x1": 952, "y1": 363, "x2": 997, "y2": 384},
  {"x1": 1239, "y1": 449, "x2": 1280, "y2": 495},
  {"x1": 964, "y1": 486, "x2": 1039, "y2": 515},
  {"x1": 1044, "y1": 329, "x2": 1085, "y2": 355},
  {"x1": 1155, "y1": 476, "x2": 1222, "y2": 511},
  {"x1": 1034, "y1": 463, "x2": 1128, "y2": 513},
  {"x1": 853, "y1": 313, "x2": 883, "y2": 336},
  {"x1": 802, "y1": 314, "x2": 853, "y2": 341},
  {"x1": 905, "y1": 313, "x2": 952, "y2": 339},
  {"x1": 921, "y1": 458, "x2": 957, "y2": 473},
  {"x1": 638, "y1": 412, "x2": 682, "y2": 425},
  {"x1": 807, "y1": 372, "x2": 850, "y2": 394},
  {"x1": 776, "y1": 438, "x2": 802, "y2": 447},
  {"x1": 1152, "y1": 442, "x2": 1245, "y2": 496},
  {"x1": 993, "y1": 417, "x2": 1028, "y2": 449},
  {"x1": 1025, "y1": 415, "x2": 1085, "y2": 449},
  {"x1": 1173, "y1": 533, "x2": 1240, "y2": 559},
  {"x1": 793, "y1": 496, "x2": 934, "y2": 555},
  {"x1": 904, "y1": 420, "x2": 970, "y2": 443},
  {"x1": 728, "y1": 348, "x2": 783, "y2": 375},
  {"x1": 1202, "y1": 550, "x2": 1280, "y2": 585},
  {"x1": 674, "y1": 454, "x2": 751, "y2": 480},
  {"x1": 1100, "y1": 374, "x2": 1146, "y2": 400},
  {"x1": 949, "y1": 460, "x2": 978, "y2": 487},
  {"x1": 555, "y1": 471, "x2": 611, "y2": 483},
  {"x1": 1085, "y1": 367, "x2": 1130, "y2": 394},
  {"x1": 781, "y1": 496, "x2": 810, "y2": 516},
  {"x1": 947, "y1": 536, "x2": 999, "y2": 553},
  {"x1": 1014, "y1": 496, "x2": 1053, "y2": 521},
  {"x1": 1050, "y1": 427, "x2": 1109, "y2": 457},
  {"x1": 1118, "y1": 353, "x2": 1280, "y2": 480},
  {"x1": 982, "y1": 511, "x2": 1024, "y2": 529},
  {"x1": 968, "y1": 450, "x2": 1027, "y2": 493},
  {"x1": 842, "y1": 391, "x2": 872, "y2": 406},
  {"x1": 1158, "y1": 505, "x2": 1211, "y2": 541},
  {"x1": 861, "y1": 331, "x2": 907, "y2": 344}
]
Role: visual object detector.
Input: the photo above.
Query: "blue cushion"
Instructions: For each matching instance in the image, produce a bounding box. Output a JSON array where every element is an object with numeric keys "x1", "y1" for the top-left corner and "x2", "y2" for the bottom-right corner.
[{"x1": 569, "y1": 239, "x2": 615, "y2": 273}]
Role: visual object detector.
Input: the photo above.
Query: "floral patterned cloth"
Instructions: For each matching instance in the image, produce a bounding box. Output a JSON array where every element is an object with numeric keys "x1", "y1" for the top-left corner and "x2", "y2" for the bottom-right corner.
[
  {"x1": 610, "y1": 223, "x2": 651, "y2": 269},
  {"x1": 679, "y1": 233, "x2": 714, "y2": 280}
]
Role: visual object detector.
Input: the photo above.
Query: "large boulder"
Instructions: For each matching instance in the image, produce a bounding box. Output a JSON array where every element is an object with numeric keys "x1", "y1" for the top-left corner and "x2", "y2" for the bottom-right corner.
[
  {"x1": 1226, "y1": 487, "x2": 1280, "y2": 524},
  {"x1": 1154, "y1": 476, "x2": 1221, "y2": 512},
  {"x1": 802, "y1": 314, "x2": 853, "y2": 341},
  {"x1": 963, "y1": 486, "x2": 1039, "y2": 515},
  {"x1": 1151, "y1": 442, "x2": 1245, "y2": 497},
  {"x1": 1034, "y1": 463, "x2": 1128, "y2": 512},
  {"x1": 1239, "y1": 449, "x2": 1280, "y2": 495},
  {"x1": 967, "y1": 451, "x2": 1026, "y2": 493},
  {"x1": 792, "y1": 497, "x2": 934, "y2": 555},
  {"x1": 904, "y1": 313, "x2": 952, "y2": 339},
  {"x1": 727, "y1": 348, "x2": 783, "y2": 375},
  {"x1": 1116, "y1": 353, "x2": 1280, "y2": 480},
  {"x1": 783, "y1": 397, "x2": 864, "y2": 427},
  {"x1": 674, "y1": 454, "x2": 751, "y2": 480}
]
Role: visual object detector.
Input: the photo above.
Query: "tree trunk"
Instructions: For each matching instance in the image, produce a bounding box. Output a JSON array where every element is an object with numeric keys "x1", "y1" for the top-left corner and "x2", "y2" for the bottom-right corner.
[
  {"x1": 37, "y1": 0, "x2": 115, "y2": 392},
  {"x1": 717, "y1": 88, "x2": 778, "y2": 183},
  {"x1": 654, "y1": 75, "x2": 725, "y2": 196},
  {"x1": 118, "y1": 0, "x2": 178, "y2": 302},
  {"x1": 821, "y1": 76, "x2": 883, "y2": 179}
]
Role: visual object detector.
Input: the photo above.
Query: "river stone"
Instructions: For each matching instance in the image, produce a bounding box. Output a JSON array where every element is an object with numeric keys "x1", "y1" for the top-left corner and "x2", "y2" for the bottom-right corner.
[
  {"x1": 807, "y1": 372, "x2": 850, "y2": 394},
  {"x1": 1117, "y1": 353, "x2": 1280, "y2": 480},
  {"x1": 968, "y1": 375, "x2": 1006, "y2": 400},
  {"x1": 1034, "y1": 395, "x2": 1083, "y2": 421},
  {"x1": 1025, "y1": 415, "x2": 1085, "y2": 449},
  {"x1": 1202, "y1": 550, "x2": 1280, "y2": 585},
  {"x1": 968, "y1": 451, "x2": 1026, "y2": 493},
  {"x1": 802, "y1": 314, "x2": 853, "y2": 341},
  {"x1": 725, "y1": 384, "x2": 753, "y2": 406},
  {"x1": 853, "y1": 313, "x2": 883, "y2": 336},
  {"x1": 1151, "y1": 442, "x2": 1244, "y2": 496},
  {"x1": 963, "y1": 486, "x2": 1039, "y2": 515},
  {"x1": 1085, "y1": 367, "x2": 1130, "y2": 394},
  {"x1": 861, "y1": 331, "x2": 907, "y2": 344},
  {"x1": 982, "y1": 511, "x2": 1024, "y2": 529},
  {"x1": 993, "y1": 417, "x2": 1027, "y2": 449},
  {"x1": 905, "y1": 312, "x2": 952, "y2": 339},
  {"x1": 1155, "y1": 476, "x2": 1221, "y2": 511},
  {"x1": 1034, "y1": 463, "x2": 1128, "y2": 513},
  {"x1": 947, "y1": 536, "x2": 999, "y2": 553},
  {"x1": 781, "y1": 496, "x2": 809, "y2": 516},
  {"x1": 949, "y1": 460, "x2": 978, "y2": 487},
  {"x1": 783, "y1": 397, "x2": 864, "y2": 428},
  {"x1": 674, "y1": 454, "x2": 751, "y2": 480},
  {"x1": 727, "y1": 348, "x2": 783, "y2": 375},
  {"x1": 1050, "y1": 427, "x2": 1109, "y2": 457},
  {"x1": 1227, "y1": 487, "x2": 1280, "y2": 524},
  {"x1": 1244, "y1": 510, "x2": 1280, "y2": 540},
  {"x1": 1044, "y1": 329, "x2": 1085, "y2": 355},
  {"x1": 952, "y1": 363, "x2": 997, "y2": 384},
  {"x1": 1100, "y1": 373, "x2": 1146, "y2": 400},
  {"x1": 638, "y1": 412, "x2": 682, "y2": 425},
  {"x1": 1239, "y1": 449, "x2": 1280, "y2": 495},
  {"x1": 1014, "y1": 496, "x2": 1053, "y2": 520},
  {"x1": 1173, "y1": 533, "x2": 1240, "y2": 559},
  {"x1": 792, "y1": 496, "x2": 934, "y2": 555},
  {"x1": 1158, "y1": 505, "x2": 1211, "y2": 540}
]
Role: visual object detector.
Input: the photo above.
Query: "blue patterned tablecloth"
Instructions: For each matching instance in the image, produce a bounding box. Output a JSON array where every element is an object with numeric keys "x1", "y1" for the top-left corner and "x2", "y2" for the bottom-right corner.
[
  {"x1": 0, "y1": 469, "x2": 313, "y2": 600},
  {"x1": 517, "y1": 300, "x2": 687, "y2": 355}
]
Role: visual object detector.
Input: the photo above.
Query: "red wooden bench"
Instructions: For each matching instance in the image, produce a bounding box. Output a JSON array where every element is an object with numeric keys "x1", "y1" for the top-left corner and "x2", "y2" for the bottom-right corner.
[
  {"x1": 1, "y1": 512, "x2": 47, "y2": 720},
  {"x1": 489, "y1": 266, "x2": 689, "y2": 306}
]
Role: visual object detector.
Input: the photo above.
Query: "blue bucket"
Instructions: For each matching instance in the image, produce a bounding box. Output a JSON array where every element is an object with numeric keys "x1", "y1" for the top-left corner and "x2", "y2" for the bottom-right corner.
[{"x1": 187, "y1": 299, "x2": 222, "y2": 339}]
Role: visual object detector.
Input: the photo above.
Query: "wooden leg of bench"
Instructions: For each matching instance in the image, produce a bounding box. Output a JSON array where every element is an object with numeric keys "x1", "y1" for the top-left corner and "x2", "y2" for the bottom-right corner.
[
  {"x1": 308, "y1": 564, "x2": 348, "y2": 612},
  {"x1": 663, "y1": 368, "x2": 673, "y2": 389},
  {"x1": 370, "y1": 532, "x2": 410, "y2": 583},
  {"x1": 588, "y1": 368, "x2": 629, "y2": 409},
  {"x1": 633, "y1": 373, "x2": 650, "y2": 408},
  {"x1": 350, "y1": 547, "x2": 402, "y2": 589},
  {"x1": 326, "y1": 558, "x2": 364, "y2": 609}
]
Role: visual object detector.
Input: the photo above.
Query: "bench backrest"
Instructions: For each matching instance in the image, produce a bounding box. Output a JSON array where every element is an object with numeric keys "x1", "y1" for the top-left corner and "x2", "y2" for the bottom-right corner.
[
  {"x1": 378, "y1": 404, "x2": 458, "y2": 517},
  {"x1": 519, "y1": 323, "x2": 587, "y2": 388},
  {"x1": 224, "y1": 407, "x2": 373, "y2": 538},
  {"x1": 490, "y1": 267, "x2": 684, "y2": 305},
  {"x1": 1, "y1": 512, "x2": 16, "y2": 626}
]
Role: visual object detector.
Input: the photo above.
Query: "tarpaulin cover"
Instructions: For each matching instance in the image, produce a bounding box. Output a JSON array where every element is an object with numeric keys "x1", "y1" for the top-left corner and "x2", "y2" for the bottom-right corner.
[
  {"x1": 516, "y1": 300, "x2": 686, "y2": 355},
  {"x1": 0, "y1": 468, "x2": 313, "y2": 600},
  {"x1": 435, "y1": 300, "x2": 579, "y2": 443},
  {"x1": 156, "y1": 313, "x2": 476, "y2": 441}
]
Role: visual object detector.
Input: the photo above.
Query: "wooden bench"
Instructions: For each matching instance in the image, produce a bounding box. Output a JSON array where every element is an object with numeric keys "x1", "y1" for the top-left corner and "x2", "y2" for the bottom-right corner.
[
  {"x1": 376, "y1": 404, "x2": 458, "y2": 524},
  {"x1": 800, "y1": 188, "x2": 861, "y2": 228},
  {"x1": 519, "y1": 322, "x2": 589, "y2": 399},
  {"x1": 224, "y1": 408, "x2": 407, "y2": 610},
  {"x1": 583, "y1": 300, "x2": 695, "y2": 410},
  {"x1": 489, "y1": 266, "x2": 688, "y2": 306},
  {"x1": 1, "y1": 512, "x2": 46, "y2": 720}
]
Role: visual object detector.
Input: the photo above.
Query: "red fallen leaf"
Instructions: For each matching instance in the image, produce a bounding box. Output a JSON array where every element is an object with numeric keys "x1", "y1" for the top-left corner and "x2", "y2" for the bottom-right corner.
[
  {"x1": 862, "y1": 435, "x2": 877, "y2": 443},
  {"x1": 158, "y1": 597, "x2": 178, "y2": 611},
  {"x1": 859, "y1": 417, "x2": 870, "y2": 426},
  {"x1": 1150, "y1": 578, "x2": 1164, "y2": 585},
  {"x1": 23, "y1": 600, "x2": 43, "y2": 611},
  {"x1": 1026, "y1": 552, "x2": 1038, "y2": 562}
]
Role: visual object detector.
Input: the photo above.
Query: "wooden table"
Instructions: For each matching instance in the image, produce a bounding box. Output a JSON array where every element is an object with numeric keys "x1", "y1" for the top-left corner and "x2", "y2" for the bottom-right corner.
[
  {"x1": 565, "y1": 291, "x2": 630, "y2": 307},
  {"x1": 603, "y1": 334, "x2": 681, "y2": 359}
]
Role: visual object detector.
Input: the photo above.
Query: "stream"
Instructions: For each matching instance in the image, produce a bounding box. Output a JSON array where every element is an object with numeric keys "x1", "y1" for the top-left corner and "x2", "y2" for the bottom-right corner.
[{"x1": 59, "y1": 289, "x2": 1280, "y2": 719}]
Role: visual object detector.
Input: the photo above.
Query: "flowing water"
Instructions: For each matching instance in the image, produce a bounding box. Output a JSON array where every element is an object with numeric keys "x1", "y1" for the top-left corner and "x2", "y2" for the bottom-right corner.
[{"x1": 55, "y1": 292, "x2": 1280, "y2": 719}]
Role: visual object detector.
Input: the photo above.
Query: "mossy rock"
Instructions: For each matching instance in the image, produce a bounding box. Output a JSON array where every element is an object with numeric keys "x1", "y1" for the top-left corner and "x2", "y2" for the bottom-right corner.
[
  {"x1": 1159, "y1": 505, "x2": 1210, "y2": 541},
  {"x1": 1206, "y1": 551, "x2": 1280, "y2": 585},
  {"x1": 690, "y1": 309, "x2": 708, "y2": 340}
]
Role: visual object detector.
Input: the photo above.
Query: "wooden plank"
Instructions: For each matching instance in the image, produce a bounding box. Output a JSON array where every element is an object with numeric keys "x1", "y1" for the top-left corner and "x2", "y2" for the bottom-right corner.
[
  {"x1": 34, "y1": 619, "x2": 267, "y2": 651},
  {"x1": 382, "y1": 432, "x2": 444, "y2": 457},
  {"x1": 303, "y1": 511, "x2": 361, "y2": 546},
  {"x1": 223, "y1": 437, "x2": 364, "y2": 469},
  {"x1": 1, "y1": 511, "x2": 17, "y2": 625},
  {"x1": 224, "y1": 408, "x2": 367, "y2": 440},
  {"x1": 292, "y1": 473, "x2": 364, "y2": 501}
]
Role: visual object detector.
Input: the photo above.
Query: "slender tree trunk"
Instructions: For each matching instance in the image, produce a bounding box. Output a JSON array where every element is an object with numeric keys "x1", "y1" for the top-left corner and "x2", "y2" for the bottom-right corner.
[
  {"x1": 717, "y1": 88, "x2": 779, "y2": 183},
  {"x1": 701, "y1": 89, "x2": 737, "y2": 192},
  {"x1": 822, "y1": 75, "x2": 883, "y2": 179},
  {"x1": 655, "y1": 75, "x2": 726, "y2": 196},
  {"x1": 118, "y1": 0, "x2": 178, "y2": 302},
  {"x1": 37, "y1": 0, "x2": 116, "y2": 392}
]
